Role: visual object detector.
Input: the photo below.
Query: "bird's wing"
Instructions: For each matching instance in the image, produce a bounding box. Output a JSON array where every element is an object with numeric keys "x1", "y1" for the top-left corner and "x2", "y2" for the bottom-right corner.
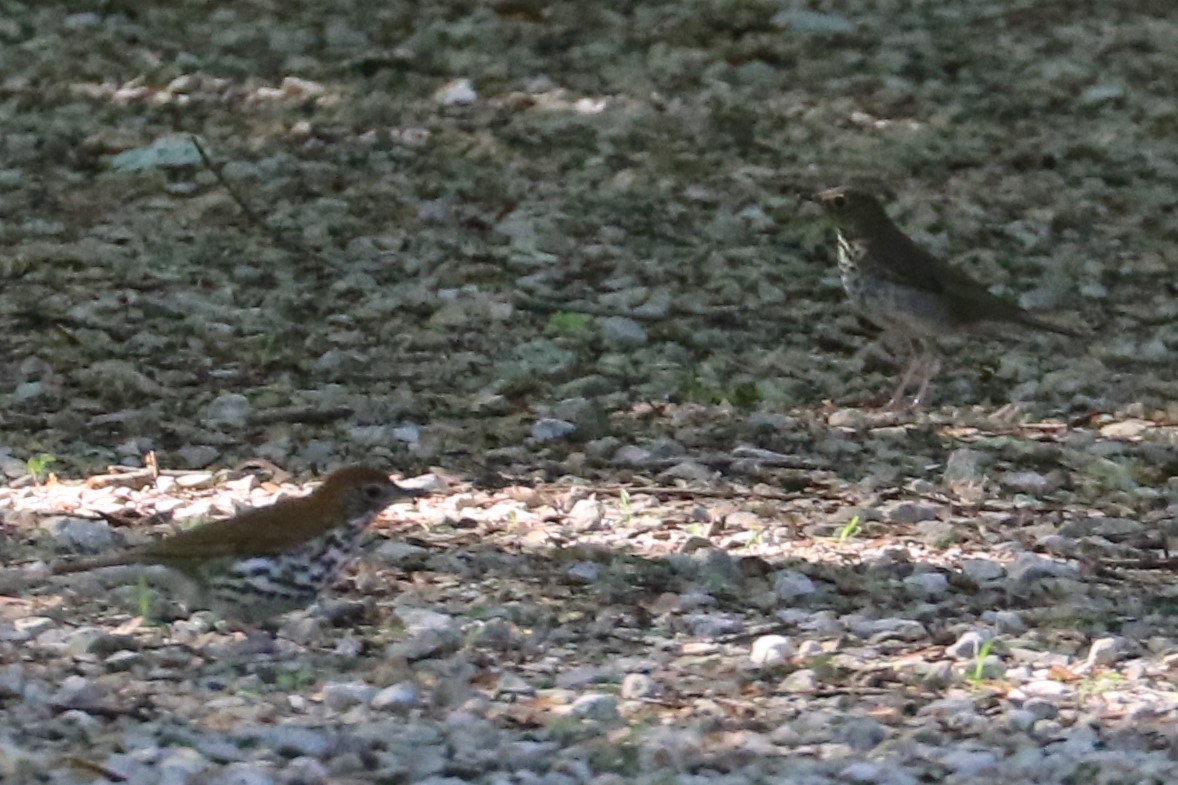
[
  {"x1": 863, "y1": 226, "x2": 952, "y2": 295},
  {"x1": 141, "y1": 501, "x2": 319, "y2": 562},
  {"x1": 869, "y1": 228, "x2": 1077, "y2": 336}
]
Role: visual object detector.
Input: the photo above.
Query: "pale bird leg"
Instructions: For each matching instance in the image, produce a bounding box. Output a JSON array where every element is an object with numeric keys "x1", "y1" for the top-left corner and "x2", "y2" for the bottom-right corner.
[
  {"x1": 884, "y1": 334, "x2": 921, "y2": 409},
  {"x1": 910, "y1": 350, "x2": 942, "y2": 408}
]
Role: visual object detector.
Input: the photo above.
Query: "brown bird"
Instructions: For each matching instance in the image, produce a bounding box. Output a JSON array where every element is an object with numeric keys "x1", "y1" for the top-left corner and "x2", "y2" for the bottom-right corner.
[
  {"x1": 53, "y1": 466, "x2": 423, "y2": 623},
  {"x1": 814, "y1": 186, "x2": 1077, "y2": 407}
]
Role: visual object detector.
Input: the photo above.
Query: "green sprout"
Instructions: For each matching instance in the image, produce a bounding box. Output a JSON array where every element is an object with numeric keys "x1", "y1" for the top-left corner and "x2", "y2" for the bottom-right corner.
[
  {"x1": 546, "y1": 311, "x2": 593, "y2": 336},
  {"x1": 967, "y1": 638, "x2": 996, "y2": 685},
  {"x1": 836, "y1": 515, "x2": 862, "y2": 544},
  {"x1": 27, "y1": 453, "x2": 57, "y2": 482}
]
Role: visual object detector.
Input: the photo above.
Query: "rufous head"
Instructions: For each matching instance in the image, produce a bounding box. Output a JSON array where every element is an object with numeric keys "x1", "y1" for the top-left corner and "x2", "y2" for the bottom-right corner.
[{"x1": 313, "y1": 465, "x2": 425, "y2": 520}]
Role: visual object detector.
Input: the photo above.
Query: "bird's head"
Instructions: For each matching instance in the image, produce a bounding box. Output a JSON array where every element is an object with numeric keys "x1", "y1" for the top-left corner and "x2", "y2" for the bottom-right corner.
[
  {"x1": 813, "y1": 186, "x2": 893, "y2": 236},
  {"x1": 314, "y1": 465, "x2": 426, "y2": 520}
]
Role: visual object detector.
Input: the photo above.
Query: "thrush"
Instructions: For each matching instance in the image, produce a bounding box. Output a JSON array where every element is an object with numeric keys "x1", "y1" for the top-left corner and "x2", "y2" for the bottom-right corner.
[
  {"x1": 814, "y1": 186, "x2": 1077, "y2": 407},
  {"x1": 53, "y1": 466, "x2": 423, "y2": 623}
]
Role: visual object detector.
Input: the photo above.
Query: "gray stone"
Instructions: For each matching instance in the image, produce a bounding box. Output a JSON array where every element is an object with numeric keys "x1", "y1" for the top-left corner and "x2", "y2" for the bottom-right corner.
[
  {"x1": 620, "y1": 673, "x2": 658, "y2": 699},
  {"x1": 371, "y1": 682, "x2": 419, "y2": 711},
  {"x1": 322, "y1": 681, "x2": 377, "y2": 710},
  {"x1": 840, "y1": 718, "x2": 886, "y2": 751},
  {"x1": 531, "y1": 418, "x2": 577, "y2": 442},
  {"x1": 774, "y1": 571, "x2": 817, "y2": 602},
  {"x1": 599, "y1": 316, "x2": 648, "y2": 347},
  {"x1": 40, "y1": 518, "x2": 116, "y2": 553},
  {"x1": 612, "y1": 445, "x2": 652, "y2": 466},
  {"x1": 175, "y1": 444, "x2": 220, "y2": 469},
  {"x1": 1086, "y1": 636, "x2": 1125, "y2": 667},
  {"x1": 0, "y1": 665, "x2": 24, "y2": 698},
  {"x1": 569, "y1": 692, "x2": 619, "y2": 721},
  {"x1": 566, "y1": 561, "x2": 601, "y2": 583},
  {"x1": 567, "y1": 498, "x2": 605, "y2": 531},
  {"x1": 209, "y1": 762, "x2": 274, "y2": 785},
  {"x1": 233, "y1": 725, "x2": 333, "y2": 758},
  {"x1": 1008, "y1": 553, "x2": 1075, "y2": 585},
  {"x1": 551, "y1": 397, "x2": 610, "y2": 440},
  {"x1": 495, "y1": 672, "x2": 534, "y2": 697},
  {"x1": 884, "y1": 502, "x2": 942, "y2": 524},
  {"x1": 961, "y1": 559, "x2": 1005, "y2": 583},
  {"x1": 780, "y1": 669, "x2": 818, "y2": 692},
  {"x1": 903, "y1": 572, "x2": 949, "y2": 598},
  {"x1": 946, "y1": 630, "x2": 992, "y2": 660},
  {"x1": 750, "y1": 635, "x2": 795, "y2": 667},
  {"x1": 203, "y1": 393, "x2": 252, "y2": 429}
]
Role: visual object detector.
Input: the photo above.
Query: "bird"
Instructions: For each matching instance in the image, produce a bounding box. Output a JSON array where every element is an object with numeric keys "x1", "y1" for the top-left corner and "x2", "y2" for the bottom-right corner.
[
  {"x1": 52, "y1": 466, "x2": 424, "y2": 624},
  {"x1": 814, "y1": 186, "x2": 1077, "y2": 407}
]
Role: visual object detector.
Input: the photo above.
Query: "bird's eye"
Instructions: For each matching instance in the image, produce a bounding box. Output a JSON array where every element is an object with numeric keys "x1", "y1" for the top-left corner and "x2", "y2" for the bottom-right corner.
[
  {"x1": 363, "y1": 483, "x2": 386, "y2": 500},
  {"x1": 832, "y1": 194, "x2": 847, "y2": 209}
]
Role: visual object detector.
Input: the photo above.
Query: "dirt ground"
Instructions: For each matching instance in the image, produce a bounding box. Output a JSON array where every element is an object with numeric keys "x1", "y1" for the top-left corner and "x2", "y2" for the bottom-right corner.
[{"x1": 3, "y1": 1, "x2": 1178, "y2": 783}]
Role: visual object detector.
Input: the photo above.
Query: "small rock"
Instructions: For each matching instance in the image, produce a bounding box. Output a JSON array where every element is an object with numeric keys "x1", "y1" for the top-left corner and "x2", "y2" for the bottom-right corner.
[
  {"x1": 946, "y1": 630, "x2": 992, "y2": 660},
  {"x1": 40, "y1": 519, "x2": 116, "y2": 553},
  {"x1": 658, "y1": 461, "x2": 713, "y2": 483},
  {"x1": 209, "y1": 762, "x2": 275, "y2": 785},
  {"x1": 1008, "y1": 553, "x2": 1074, "y2": 585},
  {"x1": 436, "y1": 78, "x2": 477, "y2": 106},
  {"x1": 569, "y1": 692, "x2": 619, "y2": 721},
  {"x1": 750, "y1": 635, "x2": 795, "y2": 667},
  {"x1": 104, "y1": 651, "x2": 143, "y2": 673},
  {"x1": 1086, "y1": 636, "x2": 1125, "y2": 667},
  {"x1": 567, "y1": 497, "x2": 605, "y2": 531},
  {"x1": 940, "y1": 749, "x2": 997, "y2": 777},
  {"x1": 988, "y1": 610, "x2": 1027, "y2": 634},
  {"x1": 780, "y1": 669, "x2": 818, "y2": 692},
  {"x1": 1022, "y1": 697, "x2": 1059, "y2": 721},
  {"x1": 599, "y1": 317, "x2": 648, "y2": 347},
  {"x1": 1099, "y1": 419, "x2": 1151, "y2": 439},
  {"x1": 373, "y1": 541, "x2": 428, "y2": 567},
  {"x1": 828, "y1": 408, "x2": 868, "y2": 429},
  {"x1": 884, "y1": 502, "x2": 942, "y2": 524},
  {"x1": 495, "y1": 672, "x2": 535, "y2": 697},
  {"x1": 771, "y1": 8, "x2": 855, "y2": 34},
  {"x1": 620, "y1": 673, "x2": 658, "y2": 699},
  {"x1": 612, "y1": 445, "x2": 653, "y2": 466},
  {"x1": 371, "y1": 682, "x2": 419, "y2": 711},
  {"x1": 961, "y1": 559, "x2": 1005, "y2": 583},
  {"x1": 551, "y1": 397, "x2": 610, "y2": 440},
  {"x1": 774, "y1": 570, "x2": 817, "y2": 602},
  {"x1": 322, "y1": 681, "x2": 376, "y2": 710},
  {"x1": 1057, "y1": 516, "x2": 1144, "y2": 541},
  {"x1": 841, "y1": 717, "x2": 886, "y2": 751},
  {"x1": 531, "y1": 418, "x2": 576, "y2": 442},
  {"x1": 903, "y1": 572, "x2": 949, "y2": 598},
  {"x1": 566, "y1": 561, "x2": 600, "y2": 583},
  {"x1": 747, "y1": 411, "x2": 798, "y2": 431},
  {"x1": 0, "y1": 665, "x2": 24, "y2": 698},
  {"x1": 13, "y1": 612, "x2": 55, "y2": 641},
  {"x1": 52, "y1": 675, "x2": 104, "y2": 706},
  {"x1": 234, "y1": 726, "x2": 333, "y2": 758},
  {"x1": 175, "y1": 445, "x2": 219, "y2": 469},
  {"x1": 1000, "y1": 471, "x2": 1052, "y2": 494},
  {"x1": 203, "y1": 393, "x2": 252, "y2": 429}
]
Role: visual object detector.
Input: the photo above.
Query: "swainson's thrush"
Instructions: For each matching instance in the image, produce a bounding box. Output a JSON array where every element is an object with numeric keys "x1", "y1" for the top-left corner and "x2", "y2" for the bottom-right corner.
[
  {"x1": 815, "y1": 186, "x2": 1077, "y2": 407},
  {"x1": 53, "y1": 466, "x2": 423, "y2": 623}
]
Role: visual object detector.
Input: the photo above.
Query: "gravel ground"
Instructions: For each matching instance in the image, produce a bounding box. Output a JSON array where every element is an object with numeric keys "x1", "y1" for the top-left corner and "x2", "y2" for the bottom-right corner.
[{"x1": 3, "y1": 1, "x2": 1178, "y2": 783}]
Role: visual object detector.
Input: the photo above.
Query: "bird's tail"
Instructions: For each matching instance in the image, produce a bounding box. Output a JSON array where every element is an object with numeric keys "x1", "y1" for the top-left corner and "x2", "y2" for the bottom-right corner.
[
  {"x1": 52, "y1": 551, "x2": 147, "y2": 575},
  {"x1": 1014, "y1": 311, "x2": 1081, "y2": 338}
]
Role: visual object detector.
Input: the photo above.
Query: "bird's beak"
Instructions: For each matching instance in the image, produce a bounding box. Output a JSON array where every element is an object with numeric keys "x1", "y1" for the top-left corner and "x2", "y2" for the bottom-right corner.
[{"x1": 392, "y1": 482, "x2": 431, "y2": 499}]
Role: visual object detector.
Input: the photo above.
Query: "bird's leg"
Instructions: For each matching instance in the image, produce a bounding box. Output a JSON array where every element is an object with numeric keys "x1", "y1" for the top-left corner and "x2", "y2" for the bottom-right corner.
[
  {"x1": 910, "y1": 343, "x2": 942, "y2": 408},
  {"x1": 884, "y1": 335, "x2": 921, "y2": 409}
]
